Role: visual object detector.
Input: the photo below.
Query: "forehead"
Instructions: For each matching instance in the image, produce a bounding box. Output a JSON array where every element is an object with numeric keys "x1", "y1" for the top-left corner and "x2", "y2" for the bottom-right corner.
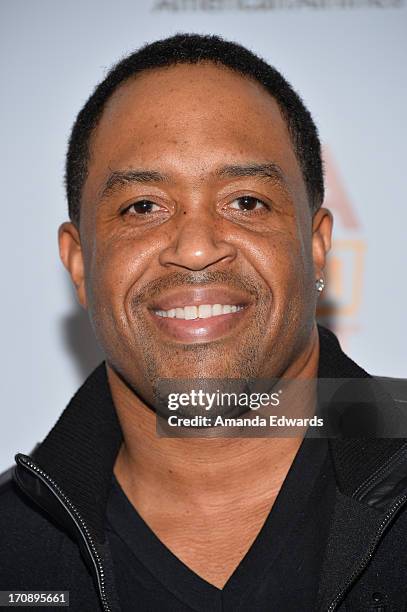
[{"x1": 84, "y1": 62, "x2": 307, "y2": 205}]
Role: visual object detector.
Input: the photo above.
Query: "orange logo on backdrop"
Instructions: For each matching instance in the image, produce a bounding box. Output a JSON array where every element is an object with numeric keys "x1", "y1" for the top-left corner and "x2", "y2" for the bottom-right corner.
[{"x1": 317, "y1": 147, "x2": 366, "y2": 323}]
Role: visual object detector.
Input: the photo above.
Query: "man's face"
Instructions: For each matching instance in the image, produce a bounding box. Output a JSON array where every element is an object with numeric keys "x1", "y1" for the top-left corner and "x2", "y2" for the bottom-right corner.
[{"x1": 60, "y1": 63, "x2": 331, "y2": 404}]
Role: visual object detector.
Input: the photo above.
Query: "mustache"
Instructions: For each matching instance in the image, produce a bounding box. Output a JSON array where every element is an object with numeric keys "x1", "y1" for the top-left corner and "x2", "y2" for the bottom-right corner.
[{"x1": 131, "y1": 269, "x2": 262, "y2": 307}]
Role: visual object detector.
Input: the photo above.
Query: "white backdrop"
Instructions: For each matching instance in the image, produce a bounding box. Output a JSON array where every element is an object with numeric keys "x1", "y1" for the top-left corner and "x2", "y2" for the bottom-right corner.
[{"x1": 1, "y1": 0, "x2": 406, "y2": 472}]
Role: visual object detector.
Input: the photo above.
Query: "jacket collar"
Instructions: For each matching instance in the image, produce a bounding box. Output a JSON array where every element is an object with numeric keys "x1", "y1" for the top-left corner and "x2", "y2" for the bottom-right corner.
[
  {"x1": 317, "y1": 326, "x2": 406, "y2": 499},
  {"x1": 30, "y1": 361, "x2": 123, "y2": 543},
  {"x1": 16, "y1": 324, "x2": 406, "y2": 545}
]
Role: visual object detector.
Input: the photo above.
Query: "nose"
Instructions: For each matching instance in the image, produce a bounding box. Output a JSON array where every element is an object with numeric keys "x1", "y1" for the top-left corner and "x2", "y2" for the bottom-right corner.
[{"x1": 159, "y1": 211, "x2": 237, "y2": 271}]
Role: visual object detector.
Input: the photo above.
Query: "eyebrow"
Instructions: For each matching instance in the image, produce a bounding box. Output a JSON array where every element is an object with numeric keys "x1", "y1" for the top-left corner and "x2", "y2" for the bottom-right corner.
[
  {"x1": 99, "y1": 161, "x2": 287, "y2": 200},
  {"x1": 100, "y1": 169, "x2": 170, "y2": 199},
  {"x1": 215, "y1": 162, "x2": 286, "y2": 184}
]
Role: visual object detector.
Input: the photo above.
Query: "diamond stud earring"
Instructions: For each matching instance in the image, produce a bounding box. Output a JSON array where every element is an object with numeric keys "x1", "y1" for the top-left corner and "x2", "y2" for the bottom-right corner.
[{"x1": 316, "y1": 278, "x2": 325, "y2": 293}]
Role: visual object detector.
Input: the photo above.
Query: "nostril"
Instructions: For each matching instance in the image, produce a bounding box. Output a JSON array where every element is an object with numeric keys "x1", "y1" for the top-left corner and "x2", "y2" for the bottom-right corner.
[{"x1": 159, "y1": 229, "x2": 237, "y2": 271}]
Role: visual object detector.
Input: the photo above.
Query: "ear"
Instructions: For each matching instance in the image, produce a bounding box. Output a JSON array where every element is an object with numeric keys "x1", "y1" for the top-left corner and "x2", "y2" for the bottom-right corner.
[
  {"x1": 58, "y1": 222, "x2": 87, "y2": 309},
  {"x1": 312, "y1": 207, "x2": 333, "y2": 279}
]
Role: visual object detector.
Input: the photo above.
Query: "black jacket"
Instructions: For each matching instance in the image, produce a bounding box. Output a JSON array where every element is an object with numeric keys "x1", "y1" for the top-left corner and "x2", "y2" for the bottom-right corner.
[{"x1": 1, "y1": 325, "x2": 407, "y2": 612}]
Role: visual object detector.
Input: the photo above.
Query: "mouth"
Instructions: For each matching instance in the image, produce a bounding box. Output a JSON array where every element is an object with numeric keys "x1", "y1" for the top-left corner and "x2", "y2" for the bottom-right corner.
[
  {"x1": 146, "y1": 287, "x2": 253, "y2": 343},
  {"x1": 154, "y1": 303, "x2": 245, "y2": 319}
]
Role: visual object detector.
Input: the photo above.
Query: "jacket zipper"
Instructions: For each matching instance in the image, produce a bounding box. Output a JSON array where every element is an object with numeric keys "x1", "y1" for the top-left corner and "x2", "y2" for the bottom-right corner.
[
  {"x1": 16, "y1": 454, "x2": 112, "y2": 612},
  {"x1": 326, "y1": 492, "x2": 407, "y2": 611}
]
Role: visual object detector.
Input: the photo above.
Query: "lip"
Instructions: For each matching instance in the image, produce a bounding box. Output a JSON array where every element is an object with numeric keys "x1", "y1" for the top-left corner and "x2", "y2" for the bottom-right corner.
[
  {"x1": 148, "y1": 305, "x2": 250, "y2": 343},
  {"x1": 146, "y1": 285, "x2": 254, "y2": 344}
]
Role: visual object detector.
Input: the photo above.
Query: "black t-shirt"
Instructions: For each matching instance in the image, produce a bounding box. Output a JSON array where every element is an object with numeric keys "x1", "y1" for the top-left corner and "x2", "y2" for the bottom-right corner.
[{"x1": 105, "y1": 438, "x2": 336, "y2": 612}]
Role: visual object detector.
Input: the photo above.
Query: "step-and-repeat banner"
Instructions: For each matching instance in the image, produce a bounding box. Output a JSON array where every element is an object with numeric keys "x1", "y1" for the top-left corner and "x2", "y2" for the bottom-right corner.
[{"x1": 1, "y1": 0, "x2": 406, "y2": 470}]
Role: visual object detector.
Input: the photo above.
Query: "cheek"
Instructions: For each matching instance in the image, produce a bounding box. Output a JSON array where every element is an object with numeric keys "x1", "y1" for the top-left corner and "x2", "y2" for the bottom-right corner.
[
  {"x1": 84, "y1": 232, "x2": 156, "y2": 316},
  {"x1": 242, "y1": 229, "x2": 312, "y2": 296}
]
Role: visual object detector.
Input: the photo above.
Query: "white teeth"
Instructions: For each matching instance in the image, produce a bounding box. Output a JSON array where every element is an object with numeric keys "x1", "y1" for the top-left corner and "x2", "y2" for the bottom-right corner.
[
  {"x1": 175, "y1": 307, "x2": 185, "y2": 319},
  {"x1": 212, "y1": 304, "x2": 223, "y2": 316},
  {"x1": 155, "y1": 304, "x2": 244, "y2": 319},
  {"x1": 184, "y1": 306, "x2": 198, "y2": 320},
  {"x1": 198, "y1": 304, "x2": 212, "y2": 319}
]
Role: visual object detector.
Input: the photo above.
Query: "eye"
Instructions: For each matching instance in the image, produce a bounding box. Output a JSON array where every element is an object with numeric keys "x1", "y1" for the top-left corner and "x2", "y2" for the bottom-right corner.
[
  {"x1": 122, "y1": 200, "x2": 162, "y2": 215},
  {"x1": 229, "y1": 195, "x2": 269, "y2": 212}
]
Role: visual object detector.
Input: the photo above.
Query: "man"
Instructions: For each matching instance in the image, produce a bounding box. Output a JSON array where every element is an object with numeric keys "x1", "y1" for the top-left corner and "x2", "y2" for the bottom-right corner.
[{"x1": 0, "y1": 33, "x2": 406, "y2": 612}]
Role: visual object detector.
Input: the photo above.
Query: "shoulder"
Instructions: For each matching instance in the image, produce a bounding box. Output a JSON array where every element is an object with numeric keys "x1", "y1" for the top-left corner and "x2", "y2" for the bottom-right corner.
[
  {"x1": 373, "y1": 376, "x2": 407, "y2": 433},
  {"x1": 0, "y1": 465, "x2": 58, "y2": 532},
  {"x1": 0, "y1": 466, "x2": 91, "y2": 591},
  {"x1": 374, "y1": 376, "x2": 407, "y2": 403}
]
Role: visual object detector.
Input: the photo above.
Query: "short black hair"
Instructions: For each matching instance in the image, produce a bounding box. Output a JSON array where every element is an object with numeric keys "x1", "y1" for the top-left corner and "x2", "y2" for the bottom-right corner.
[{"x1": 66, "y1": 33, "x2": 324, "y2": 225}]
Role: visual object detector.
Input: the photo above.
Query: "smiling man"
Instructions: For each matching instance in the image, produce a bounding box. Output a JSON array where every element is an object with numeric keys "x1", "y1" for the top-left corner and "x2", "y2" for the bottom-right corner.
[{"x1": 1, "y1": 34, "x2": 407, "y2": 612}]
